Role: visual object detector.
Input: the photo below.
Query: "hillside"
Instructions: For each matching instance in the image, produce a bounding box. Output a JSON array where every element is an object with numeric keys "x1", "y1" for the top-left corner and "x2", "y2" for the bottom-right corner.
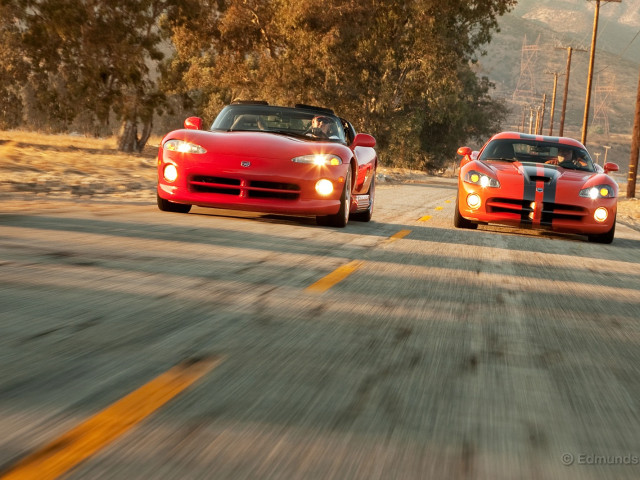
[{"x1": 478, "y1": 0, "x2": 640, "y2": 172}]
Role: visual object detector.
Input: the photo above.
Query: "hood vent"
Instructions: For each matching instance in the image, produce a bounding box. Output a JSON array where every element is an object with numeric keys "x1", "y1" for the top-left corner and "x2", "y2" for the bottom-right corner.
[{"x1": 529, "y1": 175, "x2": 552, "y2": 183}]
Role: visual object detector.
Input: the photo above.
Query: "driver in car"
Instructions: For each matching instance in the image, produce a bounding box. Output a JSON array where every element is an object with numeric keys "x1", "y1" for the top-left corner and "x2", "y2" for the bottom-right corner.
[
  {"x1": 307, "y1": 116, "x2": 338, "y2": 139},
  {"x1": 546, "y1": 147, "x2": 587, "y2": 168}
]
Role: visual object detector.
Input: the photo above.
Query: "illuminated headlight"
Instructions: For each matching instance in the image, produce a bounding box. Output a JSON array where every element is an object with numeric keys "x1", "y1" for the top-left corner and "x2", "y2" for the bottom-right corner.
[
  {"x1": 164, "y1": 139, "x2": 206, "y2": 154},
  {"x1": 315, "y1": 179, "x2": 334, "y2": 196},
  {"x1": 464, "y1": 170, "x2": 500, "y2": 188},
  {"x1": 163, "y1": 164, "x2": 178, "y2": 182},
  {"x1": 594, "y1": 207, "x2": 608, "y2": 222},
  {"x1": 467, "y1": 193, "x2": 481, "y2": 209},
  {"x1": 579, "y1": 185, "x2": 615, "y2": 199},
  {"x1": 292, "y1": 154, "x2": 342, "y2": 166}
]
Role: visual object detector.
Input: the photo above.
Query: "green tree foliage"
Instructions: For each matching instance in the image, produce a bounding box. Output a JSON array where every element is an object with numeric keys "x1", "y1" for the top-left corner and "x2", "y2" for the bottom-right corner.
[
  {"x1": 8, "y1": 0, "x2": 186, "y2": 151},
  {"x1": 3, "y1": 0, "x2": 514, "y2": 162},
  {"x1": 0, "y1": 1, "x2": 27, "y2": 128},
  {"x1": 163, "y1": 0, "x2": 515, "y2": 170}
]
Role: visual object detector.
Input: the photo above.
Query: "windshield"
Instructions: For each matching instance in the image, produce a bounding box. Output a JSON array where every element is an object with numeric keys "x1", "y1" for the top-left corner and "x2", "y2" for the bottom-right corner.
[
  {"x1": 211, "y1": 105, "x2": 347, "y2": 143},
  {"x1": 479, "y1": 139, "x2": 595, "y2": 172}
]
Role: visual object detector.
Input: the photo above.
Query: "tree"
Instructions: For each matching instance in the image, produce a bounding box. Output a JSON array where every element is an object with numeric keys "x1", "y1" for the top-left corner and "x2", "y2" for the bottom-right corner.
[
  {"x1": 0, "y1": 2, "x2": 28, "y2": 128},
  {"x1": 14, "y1": 0, "x2": 184, "y2": 151},
  {"x1": 162, "y1": 0, "x2": 515, "y2": 170}
]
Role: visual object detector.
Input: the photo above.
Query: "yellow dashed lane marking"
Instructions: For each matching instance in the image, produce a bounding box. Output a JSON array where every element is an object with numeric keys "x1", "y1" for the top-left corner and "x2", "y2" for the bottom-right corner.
[
  {"x1": 419, "y1": 215, "x2": 432, "y2": 222},
  {"x1": 306, "y1": 260, "x2": 364, "y2": 293},
  {"x1": 435, "y1": 206, "x2": 444, "y2": 211},
  {"x1": 1, "y1": 357, "x2": 223, "y2": 480},
  {"x1": 306, "y1": 229, "x2": 412, "y2": 293},
  {"x1": 386, "y1": 229, "x2": 411, "y2": 242}
]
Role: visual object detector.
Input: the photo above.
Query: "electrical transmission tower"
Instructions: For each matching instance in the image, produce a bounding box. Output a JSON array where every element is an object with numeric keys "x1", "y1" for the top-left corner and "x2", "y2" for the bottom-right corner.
[
  {"x1": 512, "y1": 34, "x2": 541, "y2": 107},
  {"x1": 592, "y1": 74, "x2": 615, "y2": 140}
]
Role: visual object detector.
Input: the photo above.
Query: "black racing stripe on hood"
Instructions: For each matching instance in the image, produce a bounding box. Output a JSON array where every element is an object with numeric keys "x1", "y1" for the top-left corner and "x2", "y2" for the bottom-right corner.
[
  {"x1": 541, "y1": 165, "x2": 557, "y2": 226},
  {"x1": 522, "y1": 166, "x2": 537, "y2": 223}
]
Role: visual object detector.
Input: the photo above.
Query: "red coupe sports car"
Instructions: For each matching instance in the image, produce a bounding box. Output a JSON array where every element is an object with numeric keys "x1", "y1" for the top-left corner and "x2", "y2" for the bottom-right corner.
[
  {"x1": 455, "y1": 132, "x2": 619, "y2": 243},
  {"x1": 157, "y1": 102, "x2": 377, "y2": 227}
]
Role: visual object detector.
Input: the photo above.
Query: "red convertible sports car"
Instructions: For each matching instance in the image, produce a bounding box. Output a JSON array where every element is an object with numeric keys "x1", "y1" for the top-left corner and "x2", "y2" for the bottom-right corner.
[
  {"x1": 455, "y1": 132, "x2": 619, "y2": 243},
  {"x1": 157, "y1": 102, "x2": 377, "y2": 227}
]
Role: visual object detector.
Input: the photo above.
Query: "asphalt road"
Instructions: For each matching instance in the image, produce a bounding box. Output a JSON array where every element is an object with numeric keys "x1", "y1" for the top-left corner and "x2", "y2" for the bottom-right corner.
[{"x1": 1, "y1": 178, "x2": 640, "y2": 480}]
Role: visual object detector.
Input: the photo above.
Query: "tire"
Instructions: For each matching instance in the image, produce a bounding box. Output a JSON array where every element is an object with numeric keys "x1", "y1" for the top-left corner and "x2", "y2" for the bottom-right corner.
[
  {"x1": 588, "y1": 216, "x2": 615, "y2": 244},
  {"x1": 453, "y1": 196, "x2": 477, "y2": 229},
  {"x1": 157, "y1": 193, "x2": 192, "y2": 213},
  {"x1": 351, "y1": 174, "x2": 375, "y2": 222},
  {"x1": 317, "y1": 168, "x2": 352, "y2": 228}
]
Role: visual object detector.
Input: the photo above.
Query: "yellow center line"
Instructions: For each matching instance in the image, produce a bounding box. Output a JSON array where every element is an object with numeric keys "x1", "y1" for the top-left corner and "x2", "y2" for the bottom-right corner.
[
  {"x1": 306, "y1": 229, "x2": 411, "y2": 293},
  {"x1": 435, "y1": 206, "x2": 443, "y2": 211},
  {"x1": 306, "y1": 260, "x2": 364, "y2": 293},
  {"x1": 0, "y1": 356, "x2": 223, "y2": 480},
  {"x1": 445, "y1": 200, "x2": 451, "y2": 203},
  {"x1": 386, "y1": 229, "x2": 411, "y2": 242},
  {"x1": 419, "y1": 215, "x2": 432, "y2": 222}
]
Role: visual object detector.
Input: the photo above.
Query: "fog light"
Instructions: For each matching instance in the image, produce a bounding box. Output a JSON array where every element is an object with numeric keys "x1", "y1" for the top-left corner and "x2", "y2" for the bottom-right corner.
[
  {"x1": 594, "y1": 207, "x2": 608, "y2": 223},
  {"x1": 467, "y1": 193, "x2": 481, "y2": 209},
  {"x1": 163, "y1": 164, "x2": 178, "y2": 182},
  {"x1": 315, "y1": 179, "x2": 334, "y2": 196}
]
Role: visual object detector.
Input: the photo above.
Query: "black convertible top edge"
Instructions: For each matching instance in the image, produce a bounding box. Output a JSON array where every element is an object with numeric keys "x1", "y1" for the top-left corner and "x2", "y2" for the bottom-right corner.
[
  {"x1": 231, "y1": 100, "x2": 269, "y2": 105},
  {"x1": 294, "y1": 104, "x2": 335, "y2": 115}
]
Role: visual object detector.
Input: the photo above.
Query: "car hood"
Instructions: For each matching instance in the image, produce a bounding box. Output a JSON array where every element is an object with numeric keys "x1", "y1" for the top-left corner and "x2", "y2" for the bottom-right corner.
[
  {"x1": 163, "y1": 129, "x2": 348, "y2": 160},
  {"x1": 488, "y1": 161, "x2": 597, "y2": 185}
]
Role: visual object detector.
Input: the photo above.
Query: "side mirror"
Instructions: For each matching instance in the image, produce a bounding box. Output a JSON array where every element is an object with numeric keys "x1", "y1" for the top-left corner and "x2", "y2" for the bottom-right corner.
[
  {"x1": 604, "y1": 162, "x2": 619, "y2": 173},
  {"x1": 457, "y1": 147, "x2": 472, "y2": 156},
  {"x1": 184, "y1": 117, "x2": 203, "y2": 130},
  {"x1": 352, "y1": 133, "x2": 376, "y2": 148}
]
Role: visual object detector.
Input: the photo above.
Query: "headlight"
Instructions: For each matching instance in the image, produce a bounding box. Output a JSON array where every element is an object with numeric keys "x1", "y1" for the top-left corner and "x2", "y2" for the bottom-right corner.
[
  {"x1": 594, "y1": 207, "x2": 608, "y2": 222},
  {"x1": 464, "y1": 170, "x2": 500, "y2": 188},
  {"x1": 163, "y1": 164, "x2": 178, "y2": 182},
  {"x1": 467, "y1": 193, "x2": 481, "y2": 209},
  {"x1": 164, "y1": 139, "x2": 207, "y2": 154},
  {"x1": 315, "y1": 179, "x2": 334, "y2": 195},
  {"x1": 579, "y1": 185, "x2": 615, "y2": 199},
  {"x1": 292, "y1": 154, "x2": 342, "y2": 166}
]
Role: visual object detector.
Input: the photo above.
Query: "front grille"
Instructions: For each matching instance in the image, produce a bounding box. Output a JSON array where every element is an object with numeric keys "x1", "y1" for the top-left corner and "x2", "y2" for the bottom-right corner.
[
  {"x1": 193, "y1": 176, "x2": 241, "y2": 186},
  {"x1": 487, "y1": 197, "x2": 587, "y2": 222},
  {"x1": 189, "y1": 175, "x2": 300, "y2": 200},
  {"x1": 247, "y1": 180, "x2": 300, "y2": 200},
  {"x1": 487, "y1": 198, "x2": 531, "y2": 215}
]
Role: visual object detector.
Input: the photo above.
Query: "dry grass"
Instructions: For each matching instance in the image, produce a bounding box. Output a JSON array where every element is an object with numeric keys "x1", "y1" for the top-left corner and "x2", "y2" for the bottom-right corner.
[
  {"x1": 0, "y1": 130, "x2": 159, "y2": 200},
  {"x1": 1, "y1": 130, "x2": 639, "y2": 223}
]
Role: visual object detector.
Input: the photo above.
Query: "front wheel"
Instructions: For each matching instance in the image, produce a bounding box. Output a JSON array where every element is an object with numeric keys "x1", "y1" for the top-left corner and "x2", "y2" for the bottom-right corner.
[
  {"x1": 453, "y1": 196, "x2": 477, "y2": 229},
  {"x1": 317, "y1": 168, "x2": 352, "y2": 228},
  {"x1": 588, "y1": 217, "x2": 615, "y2": 244},
  {"x1": 157, "y1": 193, "x2": 192, "y2": 213}
]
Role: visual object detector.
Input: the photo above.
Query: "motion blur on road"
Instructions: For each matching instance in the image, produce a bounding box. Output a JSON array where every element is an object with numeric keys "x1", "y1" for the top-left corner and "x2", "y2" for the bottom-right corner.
[{"x1": 1, "y1": 176, "x2": 640, "y2": 479}]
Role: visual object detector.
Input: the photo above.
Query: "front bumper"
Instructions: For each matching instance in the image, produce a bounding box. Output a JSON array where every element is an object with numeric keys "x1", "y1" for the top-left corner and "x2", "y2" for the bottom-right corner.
[
  {"x1": 457, "y1": 183, "x2": 617, "y2": 235},
  {"x1": 157, "y1": 151, "x2": 347, "y2": 216}
]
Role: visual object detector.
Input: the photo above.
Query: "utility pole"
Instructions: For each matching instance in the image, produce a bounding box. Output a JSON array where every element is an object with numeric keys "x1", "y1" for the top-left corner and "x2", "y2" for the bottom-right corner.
[
  {"x1": 539, "y1": 94, "x2": 547, "y2": 134},
  {"x1": 628, "y1": 65, "x2": 640, "y2": 198},
  {"x1": 603, "y1": 145, "x2": 611, "y2": 163},
  {"x1": 582, "y1": 0, "x2": 621, "y2": 146},
  {"x1": 557, "y1": 46, "x2": 587, "y2": 136},
  {"x1": 594, "y1": 152, "x2": 601, "y2": 164},
  {"x1": 546, "y1": 71, "x2": 560, "y2": 135}
]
